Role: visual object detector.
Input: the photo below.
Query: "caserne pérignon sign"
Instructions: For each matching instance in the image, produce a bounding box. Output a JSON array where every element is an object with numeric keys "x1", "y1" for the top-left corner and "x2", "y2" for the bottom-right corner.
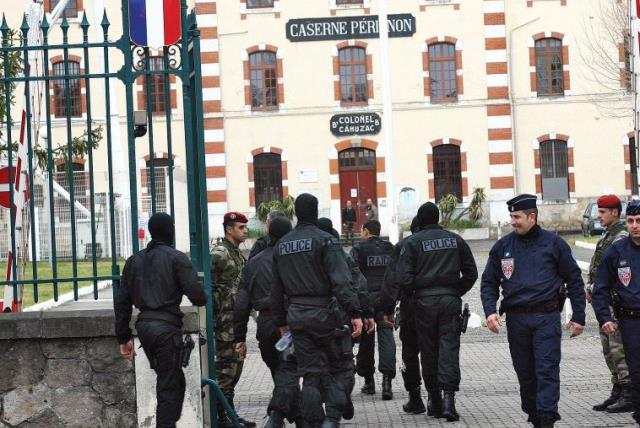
[
  {"x1": 330, "y1": 113, "x2": 381, "y2": 136},
  {"x1": 286, "y1": 14, "x2": 415, "y2": 42}
]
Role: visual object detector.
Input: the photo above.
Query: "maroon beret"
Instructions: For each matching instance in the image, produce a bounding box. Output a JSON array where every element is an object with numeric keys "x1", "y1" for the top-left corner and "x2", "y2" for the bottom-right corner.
[
  {"x1": 223, "y1": 212, "x2": 248, "y2": 224},
  {"x1": 597, "y1": 195, "x2": 621, "y2": 209}
]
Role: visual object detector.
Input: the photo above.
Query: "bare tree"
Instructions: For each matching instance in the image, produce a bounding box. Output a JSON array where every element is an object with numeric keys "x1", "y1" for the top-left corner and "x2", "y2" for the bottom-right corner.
[{"x1": 577, "y1": 0, "x2": 632, "y2": 118}]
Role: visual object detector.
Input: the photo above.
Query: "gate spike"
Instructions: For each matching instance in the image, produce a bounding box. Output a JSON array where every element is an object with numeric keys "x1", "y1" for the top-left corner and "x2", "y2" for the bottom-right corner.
[
  {"x1": 101, "y1": 11, "x2": 110, "y2": 30},
  {"x1": 20, "y1": 14, "x2": 30, "y2": 36},
  {"x1": 40, "y1": 15, "x2": 49, "y2": 32},
  {"x1": 60, "y1": 16, "x2": 69, "y2": 33},
  {"x1": 80, "y1": 13, "x2": 90, "y2": 31},
  {"x1": 0, "y1": 15, "x2": 8, "y2": 35}
]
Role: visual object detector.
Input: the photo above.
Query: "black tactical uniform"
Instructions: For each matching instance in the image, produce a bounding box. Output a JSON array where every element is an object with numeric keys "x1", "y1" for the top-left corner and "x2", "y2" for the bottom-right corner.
[
  {"x1": 248, "y1": 235, "x2": 270, "y2": 260},
  {"x1": 234, "y1": 217, "x2": 302, "y2": 427},
  {"x1": 396, "y1": 203, "x2": 478, "y2": 422},
  {"x1": 114, "y1": 213, "x2": 207, "y2": 428},
  {"x1": 271, "y1": 194, "x2": 361, "y2": 428},
  {"x1": 350, "y1": 233, "x2": 396, "y2": 399},
  {"x1": 377, "y1": 216, "x2": 425, "y2": 414}
]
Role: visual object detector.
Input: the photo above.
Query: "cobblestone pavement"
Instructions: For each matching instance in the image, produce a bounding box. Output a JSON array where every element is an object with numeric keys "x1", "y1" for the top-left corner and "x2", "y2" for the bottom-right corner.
[{"x1": 234, "y1": 237, "x2": 638, "y2": 427}]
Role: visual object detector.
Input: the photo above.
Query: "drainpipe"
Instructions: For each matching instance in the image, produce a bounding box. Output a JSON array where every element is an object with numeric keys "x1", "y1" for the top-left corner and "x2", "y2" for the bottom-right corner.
[{"x1": 508, "y1": 17, "x2": 539, "y2": 195}]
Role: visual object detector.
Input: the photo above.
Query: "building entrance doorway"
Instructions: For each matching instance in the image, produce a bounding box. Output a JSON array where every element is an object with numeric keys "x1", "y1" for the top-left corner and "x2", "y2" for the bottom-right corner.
[{"x1": 338, "y1": 148, "x2": 377, "y2": 232}]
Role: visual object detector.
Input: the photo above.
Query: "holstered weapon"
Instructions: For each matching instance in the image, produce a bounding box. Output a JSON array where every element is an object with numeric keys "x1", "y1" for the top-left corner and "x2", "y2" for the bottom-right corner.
[
  {"x1": 611, "y1": 289, "x2": 622, "y2": 320},
  {"x1": 460, "y1": 303, "x2": 470, "y2": 334},
  {"x1": 558, "y1": 284, "x2": 568, "y2": 311},
  {"x1": 181, "y1": 334, "x2": 195, "y2": 368},
  {"x1": 334, "y1": 325, "x2": 353, "y2": 357}
]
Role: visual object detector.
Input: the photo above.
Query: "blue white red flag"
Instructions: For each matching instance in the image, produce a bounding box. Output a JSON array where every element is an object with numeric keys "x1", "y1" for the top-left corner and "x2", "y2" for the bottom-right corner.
[{"x1": 129, "y1": 0, "x2": 181, "y2": 49}]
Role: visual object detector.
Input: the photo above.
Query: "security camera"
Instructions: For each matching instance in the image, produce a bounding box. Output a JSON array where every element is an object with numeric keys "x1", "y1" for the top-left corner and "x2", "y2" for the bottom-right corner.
[{"x1": 134, "y1": 111, "x2": 147, "y2": 138}]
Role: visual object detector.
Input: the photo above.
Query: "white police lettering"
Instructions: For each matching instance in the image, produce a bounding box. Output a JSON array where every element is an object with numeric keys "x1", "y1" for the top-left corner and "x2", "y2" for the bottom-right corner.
[
  {"x1": 367, "y1": 255, "x2": 390, "y2": 267},
  {"x1": 421, "y1": 238, "x2": 457, "y2": 252},
  {"x1": 279, "y1": 238, "x2": 313, "y2": 255}
]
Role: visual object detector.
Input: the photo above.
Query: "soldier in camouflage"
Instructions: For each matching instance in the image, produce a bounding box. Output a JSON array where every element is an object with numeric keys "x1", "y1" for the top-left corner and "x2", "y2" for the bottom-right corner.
[
  {"x1": 587, "y1": 195, "x2": 632, "y2": 413},
  {"x1": 211, "y1": 212, "x2": 255, "y2": 428}
]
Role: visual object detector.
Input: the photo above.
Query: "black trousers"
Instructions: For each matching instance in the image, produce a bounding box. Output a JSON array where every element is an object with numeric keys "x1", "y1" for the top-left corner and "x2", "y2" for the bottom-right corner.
[
  {"x1": 399, "y1": 296, "x2": 422, "y2": 391},
  {"x1": 415, "y1": 294, "x2": 462, "y2": 392},
  {"x1": 356, "y1": 312, "x2": 396, "y2": 378},
  {"x1": 618, "y1": 317, "x2": 640, "y2": 425},
  {"x1": 136, "y1": 319, "x2": 185, "y2": 428}
]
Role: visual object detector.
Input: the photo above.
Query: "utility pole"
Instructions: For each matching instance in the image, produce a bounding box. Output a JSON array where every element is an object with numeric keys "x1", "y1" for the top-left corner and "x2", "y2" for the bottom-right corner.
[{"x1": 379, "y1": 0, "x2": 398, "y2": 243}]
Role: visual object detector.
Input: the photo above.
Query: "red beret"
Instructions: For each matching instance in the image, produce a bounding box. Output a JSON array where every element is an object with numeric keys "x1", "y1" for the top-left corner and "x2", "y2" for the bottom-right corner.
[
  {"x1": 223, "y1": 212, "x2": 248, "y2": 223},
  {"x1": 597, "y1": 195, "x2": 621, "y2": 209}
]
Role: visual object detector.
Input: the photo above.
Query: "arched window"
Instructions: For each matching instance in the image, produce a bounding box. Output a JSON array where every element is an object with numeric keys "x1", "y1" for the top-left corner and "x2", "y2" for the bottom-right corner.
[
  {"x1": 249, "y1": 51, "x2": 278, "y2": 109},
  {"x1": 540, "y1": 139, "x2": 569, "y2": 200},
  {"x1": 53, "y1": 61, "x2": 82, "y2": 117},
  {"x1": 254, "y1": 153, "x2": 283, "y2": 207},
  {"x1": 433, "y1": 144, "x2": 462, "y2": 201},
  {"x1": 145, "y1": 158, "x2": 170, "y2": 213},
  {"x1": 428, "y1": 43, "x2": 457, "y2": 102},
  {"x1": 49, "y1": 0, "x2": 79, "y2": 18},
  {"x1": 339, "y1": 47, "x2": 368, "y2": 104},
  {"x1": 535, "y1": 38, "x2": 564, "y2": 96},
  {"x1": 147, "y1": 57, "x2": 167, "y2": 113}
]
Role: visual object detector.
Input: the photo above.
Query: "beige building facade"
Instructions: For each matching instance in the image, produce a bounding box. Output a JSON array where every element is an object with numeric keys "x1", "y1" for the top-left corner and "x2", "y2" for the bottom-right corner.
[{"x1": 2, "y1": 0, "x2": 637, "y2": 248}]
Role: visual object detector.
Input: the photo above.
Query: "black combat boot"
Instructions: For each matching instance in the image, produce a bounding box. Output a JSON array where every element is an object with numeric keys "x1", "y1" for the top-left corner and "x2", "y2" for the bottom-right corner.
[
  {"x1": 593, "y1": 384, "x2": 622, "y2": 411},
  {"x1": 361, "y1": 376, "x2": 375, "y2": 395},
  {"x1": 382, "y1": 375, "x2": 393, "y2": 400},
  {"x1": 342, "y1": 397, "x2": 354, "y2": 420},
  {"x1": 402, "y1": 387, "x2": 426, "y2": 414},
  {"x1": 320, "y1": 417, "x2": 340, "y2": 428},
  {"x1": 263, "y1": 410, "x2": 285, "y2": 428},
  {"x1": 426, "y1": 389, "x2": 442, "y2": 418},
  {"x1": 441, "y1": 391, "x2": 459, "y2": 422},
  {"x1": 606, "y1": 386, "x2": 634, "y2": 413}
]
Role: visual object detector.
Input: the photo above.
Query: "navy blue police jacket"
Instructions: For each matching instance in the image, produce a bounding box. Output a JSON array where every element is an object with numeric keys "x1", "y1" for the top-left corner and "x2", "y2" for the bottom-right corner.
[
  {"x1": 480, "y1": 225, "x2": 586, "y2": 325},
  {"x1": 349, "y1": 237, "x2": 395, "y2": 294},
  {"x1": 592, "y1": 237, "x2": 640, "y2": 326},
  {"x1": 269, "y1": 222, "x2": 361, "y2": 327}
]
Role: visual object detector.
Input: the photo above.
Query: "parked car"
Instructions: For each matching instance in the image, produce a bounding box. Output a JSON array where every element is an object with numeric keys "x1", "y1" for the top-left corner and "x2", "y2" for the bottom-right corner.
[{"x1": 581, "y1": 201, "x2": 628, "y2": 236}]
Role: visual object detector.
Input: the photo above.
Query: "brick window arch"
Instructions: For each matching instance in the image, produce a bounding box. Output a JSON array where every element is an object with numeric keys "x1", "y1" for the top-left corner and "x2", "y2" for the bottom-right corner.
[
  {"x1": 534, "y1": 134, "x2": 575, "y2": 200},
  {"x1": 54, "y1": 158, "x2": 88, "y2": 208},
  {"x1": 422, "y1": 37, "x2": 463, "y2": 103},
  {"x1": 136, "y1": 55, "x2": 178, "y2": 115},
  {"x1": 247, "y1": 147, "x2": 289, "y2": 209},
  {"x1": 243, "y1": 45, "x2": 284, "y2": 111},
  {"x1": 333, "y1": 41, "x2": 373, "y2": 106},
  {"x1": 426, "y1": 138, "x2": 468, "y2": 202},
  {"x1": 530, "y1": 33, "x2": 570, "y2": 97},
  {"x1": 50, "y1": 56, "x2": 84, "y2": 118}
]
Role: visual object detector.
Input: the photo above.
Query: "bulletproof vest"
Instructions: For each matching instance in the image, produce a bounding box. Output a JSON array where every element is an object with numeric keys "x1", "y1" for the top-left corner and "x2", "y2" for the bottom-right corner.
[
  {"x1": 589, "y1": 222, "x2": 628, "y2": 283},
  {"x1": 356, "y1": 237, "x2": 394, "y2": 292}
]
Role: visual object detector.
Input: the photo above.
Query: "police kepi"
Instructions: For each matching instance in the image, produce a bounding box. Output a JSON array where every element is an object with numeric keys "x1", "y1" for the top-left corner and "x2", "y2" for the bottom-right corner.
[
  {"x1": 592, "y1": 200, "x2": 640, "y2": 425},
  {"x1": 481, "y1": 194, "x2": 586, "y2": 428}
]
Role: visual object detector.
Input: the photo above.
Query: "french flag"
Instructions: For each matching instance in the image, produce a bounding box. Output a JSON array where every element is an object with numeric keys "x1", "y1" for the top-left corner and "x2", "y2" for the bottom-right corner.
[{"x1": 129, "y1": 0, "x2": 181, "y2": 49}]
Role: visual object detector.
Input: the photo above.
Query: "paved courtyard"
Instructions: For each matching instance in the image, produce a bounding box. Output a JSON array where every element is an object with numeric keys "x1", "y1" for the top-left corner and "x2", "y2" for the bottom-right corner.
[{"x1": 233, "y1": 238, "x2": 638, "y2": 427}]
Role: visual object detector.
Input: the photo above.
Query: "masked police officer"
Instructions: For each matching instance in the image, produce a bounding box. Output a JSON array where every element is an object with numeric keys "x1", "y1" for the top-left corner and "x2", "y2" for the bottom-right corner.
[
  {"x1": 481, "y1": 194, "x2": 586, "y2": 428},
  {"x1": 378, "y1": 217, "x2": 425, "y2": 414},
  {"x1": 395, "y1": 203, "x2": 478, "y2": 422},
  {"x1": 248, "y1": 210, "x2": 286, "y2": 261},
  {"x1": 270, "y1": 194, "x2": 363, "y2": 428},
  {"x1": 233, "y1": 217, "x2": 303, "y2": 428},
  {"x1": 587, "y1": 195, "x2": 631, "y2": 412},
  {"x1": 592, "y1": 200, "x2": 640, "y2": 426},
  {"x1": 114, "y1": 213, "x2": 207, "y2": 428},
  {"x1": 349, "y1": 220, "x2": 396, "y2": 400}
]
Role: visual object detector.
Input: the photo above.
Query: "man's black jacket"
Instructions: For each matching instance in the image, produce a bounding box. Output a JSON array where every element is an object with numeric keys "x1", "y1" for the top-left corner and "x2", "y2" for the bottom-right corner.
[
  {"x1": 248, "y1": 235, "x2": 270, "y2": 260},
  {"x1": 234, "y1": 246, "x2": 276, "y2": 342},
  {"x1": 396, "y1": 225, "x2": 478, "y2": 297},
  {"x1": 270, "y1": 222, "x2": 361, "y2": 327},
  {"x1": 114, "y1": 240, "x2": 207, "y2": 344},
  {"x1": 350, "y1": 236, "x2": 394, "y2": 294}
]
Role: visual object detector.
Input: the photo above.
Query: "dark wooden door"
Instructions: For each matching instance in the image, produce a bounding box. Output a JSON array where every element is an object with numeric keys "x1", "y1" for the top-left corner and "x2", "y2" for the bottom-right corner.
[{"x1": 338, "y1": 148, "x2": 377, "y2": 231}]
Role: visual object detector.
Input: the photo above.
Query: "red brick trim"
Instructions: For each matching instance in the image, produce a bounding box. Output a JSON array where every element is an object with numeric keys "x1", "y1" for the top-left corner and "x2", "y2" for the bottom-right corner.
[
  {"x1": 136, "y1": 67, "x2": 178, "y2": 115},
  {"x1": 534, "y1": 134, "x2": 574, "y2": 196},
  {"x1": 423, "y1": 38, "x2": 463, "y2": 102},
  {"x1": 331, "y1": 140, "x2": 385, "y2": 199},
  {"x1": 426, "y1": 139, "x2": 468, "y2": 201},
  {"x1": 530, "y1": 33, "x2": 570, "y2": 96},
  {"x1": 333, "y1": 42, "x2": 373, "y2": 105},
  {"x1": 49, "y1": 56, "x2": 86, "y2": 118},
  {"x1": 244, "y1": 45, "x2": 284, "y2": 111},
  {"x1": 246, "y1": 147, "x2": 288, "y2": 208}
]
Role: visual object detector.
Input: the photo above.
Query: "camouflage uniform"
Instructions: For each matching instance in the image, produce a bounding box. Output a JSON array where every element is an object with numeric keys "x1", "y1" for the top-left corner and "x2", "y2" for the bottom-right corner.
[
  {"x1": 211, "y1": 238, "x2": 246, "y2": 404},
  {"x1": 589, "y1": 222, "x2": 630, "y2": 388}
]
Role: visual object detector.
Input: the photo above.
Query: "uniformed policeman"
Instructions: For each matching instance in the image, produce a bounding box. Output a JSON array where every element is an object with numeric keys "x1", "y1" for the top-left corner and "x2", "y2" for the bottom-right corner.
[
  {"x1": 587, "y1": 195, "x2": 631, "y2": 412},
  {"x1": 248, "y1": 210, "x2": 286, "y2": 260},
  {"x1": 378, "y1": 217, "x2": 425, "y2": 414},
  {"x1": 114, "y1": 213, "x2": 207, "y2": 428},
  {"x1": 349, "y1": 220, "x2": 396, "y2": 400},
  {"x1": 270, "y1": 194, "x2": 363, "y2": 428},
  {"x1": 592, "y1": 200, "x2": 640, "y2": 426},
  {"x1": 395, "y1": 203, "x2": 478, "y2": 422},
  {"x1": 481, "y1": 194, "x2": 586, "y2": 428},
  {"x1": 210, "y1": 212, "x2": 255, "y2": 428},
  {"x1": 233, "y1": 217, "x2": 303, "y2": 428}
]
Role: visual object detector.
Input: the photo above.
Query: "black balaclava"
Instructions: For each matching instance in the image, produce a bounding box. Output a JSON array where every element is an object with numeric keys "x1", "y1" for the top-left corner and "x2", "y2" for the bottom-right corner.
[
  {"x1": 410, "y1": 216, "x2": 420, "y2": 233},
  {"x1": 295, "y1": 193, "x2": 319, "y2": 224},
  {"x1": 317, "y1": 217, "x2": 333, "y2": 233},
  {"x1": 148, "y1": 212, "x2": 175, "y2": 244},
  {"x1": 268, "y1": 216, "x2": 292, "y2": 244},
  {"x1": 417, "y1": 202, "x2": 440, "y2": 228}
]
